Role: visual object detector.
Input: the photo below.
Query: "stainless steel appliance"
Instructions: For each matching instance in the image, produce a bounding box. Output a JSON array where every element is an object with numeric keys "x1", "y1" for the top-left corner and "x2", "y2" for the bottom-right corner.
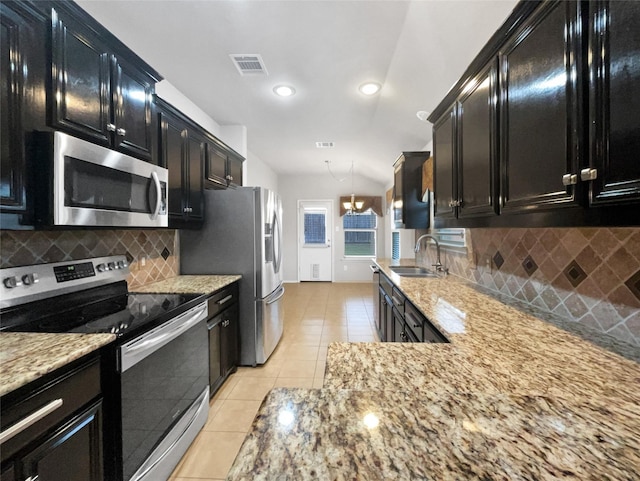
[
  {"x1": 181, "y1": 187, "x2": 284, "y2": 366},
  {"x1": 33, "y1": 131, "x2": 168, "y2": 228},
  {"x1": 0, "y1": 257, "x2": 208, "y2": 481}
]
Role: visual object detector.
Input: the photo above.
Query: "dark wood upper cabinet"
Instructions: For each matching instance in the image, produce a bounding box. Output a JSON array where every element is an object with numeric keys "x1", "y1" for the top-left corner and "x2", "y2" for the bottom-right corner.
[
  {"x1": 0, "y1": 1, "x2": 47, "y2": 228},
  {"x1": 434, "y1": 62, "x2": 498, "y2": 224},
  {"x1": 393, "y1": 151, "x2": 430, "y2": 229},
  {"x1": 50, "y1": 6, "x2": 156, "y2": 163},
  {"x1": 205, "y1": 138, "x2": 245, "y2": 189},
  {"x1": 157, "y1": 98, "x2": 204, "y2": 228},
  {"x1": 457, "y1": 61, "x2": 498, "y2": 219},
  {"x1": 588, "y1": 0, "x2": 640, "y2": 206},
  {"x1": 499, "y1": 0, "x2": 582, "y2": 214},
  {"x1": 433, "y1": 108, "x2": 456, "y2": 220}
]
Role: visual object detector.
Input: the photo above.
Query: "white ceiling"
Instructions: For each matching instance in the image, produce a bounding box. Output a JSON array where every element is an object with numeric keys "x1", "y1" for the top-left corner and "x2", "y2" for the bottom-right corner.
[{"x1": 76, "y1": 0, "x2": 517, "y2": 185}]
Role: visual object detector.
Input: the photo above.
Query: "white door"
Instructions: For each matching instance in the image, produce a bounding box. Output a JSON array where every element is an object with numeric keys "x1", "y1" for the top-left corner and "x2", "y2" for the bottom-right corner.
[{"x1": 298, "y1": 200, "x2": 333, "y2": 281}]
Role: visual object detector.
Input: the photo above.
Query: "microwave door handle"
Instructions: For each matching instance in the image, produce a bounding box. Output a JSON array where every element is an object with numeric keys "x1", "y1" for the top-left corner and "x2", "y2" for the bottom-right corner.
[{"x1": 150, "y1": 171, "x2": 161, "y2": 219}]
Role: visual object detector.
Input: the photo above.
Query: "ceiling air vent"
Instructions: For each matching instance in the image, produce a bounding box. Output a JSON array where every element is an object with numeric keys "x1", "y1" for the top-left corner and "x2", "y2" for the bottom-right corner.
[
  {"x1": 230, "y1": 54, "x2": 268, "y2": 76},
  {"x1": 315, "y1": 142, "x2": 335, "y2": 148}
]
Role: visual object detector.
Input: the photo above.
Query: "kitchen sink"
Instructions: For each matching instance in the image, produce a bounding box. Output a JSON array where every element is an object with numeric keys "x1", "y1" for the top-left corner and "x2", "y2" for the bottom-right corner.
[{"x1": 389, "y1": 266, "x2": 440, "y2": 278}]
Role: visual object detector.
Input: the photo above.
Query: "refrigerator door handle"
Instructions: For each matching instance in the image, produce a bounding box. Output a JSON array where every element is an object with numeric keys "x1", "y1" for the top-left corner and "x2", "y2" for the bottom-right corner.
[
  {"x1": 273, "y1": 209, "x2": 282, "y2": 274},
  {"x1": 265, "y1": 285, "x2": 285, "y2": 305}
]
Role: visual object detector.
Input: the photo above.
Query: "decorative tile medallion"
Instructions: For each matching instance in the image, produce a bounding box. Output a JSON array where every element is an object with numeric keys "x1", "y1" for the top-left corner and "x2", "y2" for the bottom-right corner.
[
  {"x1": 625, "y1": 270, "x2": 640, "y2": 302},
  {"x1": 493, "y1": 251, "x2": 504, "y2": 270},
  {"x1": 563, "y1": 260, "x2": 588, "y2": 288},
  {"x1": 161, "y1": 247, "x2": 171, "y2": 260},
  {"x1": 522, "y1": 255, "x2": 538, "y2": 277}
]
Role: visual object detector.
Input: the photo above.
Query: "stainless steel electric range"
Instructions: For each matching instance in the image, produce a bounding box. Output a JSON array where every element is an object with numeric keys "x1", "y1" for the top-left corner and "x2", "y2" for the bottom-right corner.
[{"x1": 0, "y1": 256, "x2": 210, "y2": 481}]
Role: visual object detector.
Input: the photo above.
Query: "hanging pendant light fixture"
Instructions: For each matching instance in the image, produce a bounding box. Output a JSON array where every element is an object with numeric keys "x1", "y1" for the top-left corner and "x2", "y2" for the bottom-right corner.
[{"x1": 342, "y1": 161, "x2": 364, "y2": 213}]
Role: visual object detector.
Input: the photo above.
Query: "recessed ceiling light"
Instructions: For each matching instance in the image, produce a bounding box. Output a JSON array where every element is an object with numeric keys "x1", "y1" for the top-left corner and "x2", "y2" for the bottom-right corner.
[
  {"x1": 273, "y1": 85, "x2": 295, "y2": 97},
  {"x1": 416, "y1": 110, "x2": 430, "y2": 122},
  {"x1": 359, "y1": 82, "x2": 381, "y2": 95}
]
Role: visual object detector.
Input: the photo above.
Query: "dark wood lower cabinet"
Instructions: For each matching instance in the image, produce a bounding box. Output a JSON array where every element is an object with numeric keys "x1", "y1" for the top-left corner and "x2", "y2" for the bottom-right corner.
[
  {"x1": 0, "y1": 358, "x2": 104, "y2": 481},
  {"x1": 18, "y1": 401, "x2": 103, "y2": 481},
  {"x1": 207, "y1": 284, "x2": 239, "y2": 396}
]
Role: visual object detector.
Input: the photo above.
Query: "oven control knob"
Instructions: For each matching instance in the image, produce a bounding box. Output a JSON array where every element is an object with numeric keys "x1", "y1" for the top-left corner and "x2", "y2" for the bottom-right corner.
[
  {"x1": 117, "y1": 260, "x2": 126, "y2": 269},
  {"x1": 22, "y1": 273, "x2": 39, "y2": 285},
  {"x1": 97, "y1": 263, "x2": 106, "y2": 272},
  {"x1": 3, "y1": 276, "x2": 23, "y2": 288},
  {"x1": 108, "y1": 262, "x2": 116, "y2": 271}
]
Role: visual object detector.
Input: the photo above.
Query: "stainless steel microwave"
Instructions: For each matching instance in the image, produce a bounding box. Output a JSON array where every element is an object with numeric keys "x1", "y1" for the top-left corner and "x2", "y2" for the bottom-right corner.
[{"x1": 35, "y1": 132, "x2": 168, "y2": 228}]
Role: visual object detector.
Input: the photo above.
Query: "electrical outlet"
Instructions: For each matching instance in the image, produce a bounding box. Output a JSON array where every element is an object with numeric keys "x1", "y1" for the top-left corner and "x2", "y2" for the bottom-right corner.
[
  {"x1": 343, "y1": 265, "x2": 348, "y2": 271},
  {"x1": 139, "y1": 255, "x2": 146, "y2": 267}
]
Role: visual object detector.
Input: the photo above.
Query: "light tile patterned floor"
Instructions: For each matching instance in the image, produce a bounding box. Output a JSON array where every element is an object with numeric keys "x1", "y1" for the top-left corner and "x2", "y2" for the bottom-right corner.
[{"x1": 169, "y1": 281, "x2": 376, "y2": 480}]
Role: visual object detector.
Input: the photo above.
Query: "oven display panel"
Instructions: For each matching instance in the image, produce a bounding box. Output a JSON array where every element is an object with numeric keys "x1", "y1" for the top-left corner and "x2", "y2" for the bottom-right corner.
[{"x1": 54, "y1": 262, "x2": 96, "y2": 282}]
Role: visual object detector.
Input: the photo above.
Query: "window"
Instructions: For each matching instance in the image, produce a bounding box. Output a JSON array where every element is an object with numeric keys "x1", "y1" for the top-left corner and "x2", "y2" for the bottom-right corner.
[
  {"x1": 391, "y1": 231, "x2": 400, "y2": 260},
  {"x1": 343, "y1": 210, "x2": 377, "y2": 257},
  {"x1": 303, "y1": 209, "x2": 327, "y2": 245}
]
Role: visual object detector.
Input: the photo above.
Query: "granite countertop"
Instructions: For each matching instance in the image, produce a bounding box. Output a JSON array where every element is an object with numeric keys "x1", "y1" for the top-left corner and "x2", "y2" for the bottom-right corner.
[
  {"x1": 0, "y1": 332, "x2": 115, "y2": 397},
  {"x1": 227, "y1": 259, "x2": 640, "y2": 479},
  {"x1": 133, "y1": 274, "x2": 241, "y2": 295}
]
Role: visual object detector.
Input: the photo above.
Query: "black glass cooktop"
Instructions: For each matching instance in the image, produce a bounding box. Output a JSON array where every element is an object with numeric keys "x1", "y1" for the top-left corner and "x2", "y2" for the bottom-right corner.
[{"x1": 0, "y1": 281, "x2": 202, "y2": 338}]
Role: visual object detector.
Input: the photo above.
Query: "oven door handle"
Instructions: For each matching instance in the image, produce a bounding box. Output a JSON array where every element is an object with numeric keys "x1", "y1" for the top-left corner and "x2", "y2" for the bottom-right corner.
[
  {"x1": 150, "y1": 171, "x2": 162, "y2": 219},
  {"x1": 120, "y1": 302, "x2": 207, "y2": 372}
]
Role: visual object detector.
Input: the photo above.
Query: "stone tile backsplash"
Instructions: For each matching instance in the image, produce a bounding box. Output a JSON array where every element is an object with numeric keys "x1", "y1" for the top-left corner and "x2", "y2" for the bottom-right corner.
[
  {"x1": 416, "y1": 227, "x2": 640, "y2": 347},
  {"x1": 0, "y1": 230, "x2": 179, "y2": 290}
]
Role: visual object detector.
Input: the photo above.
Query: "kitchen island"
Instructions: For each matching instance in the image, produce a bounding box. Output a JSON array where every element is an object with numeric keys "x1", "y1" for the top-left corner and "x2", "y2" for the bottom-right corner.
[{"x1": 226, "y1": 260, "x2": 640, "y2": 480}]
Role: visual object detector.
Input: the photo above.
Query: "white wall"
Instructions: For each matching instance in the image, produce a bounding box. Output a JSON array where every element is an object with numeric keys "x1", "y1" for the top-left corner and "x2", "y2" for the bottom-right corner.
[
  {"x1": 244, "y1": 150, "x2": 279, "y2": 192},
  {"x1": 279, "y1": 173, "x2": 387, "y2": 283}
]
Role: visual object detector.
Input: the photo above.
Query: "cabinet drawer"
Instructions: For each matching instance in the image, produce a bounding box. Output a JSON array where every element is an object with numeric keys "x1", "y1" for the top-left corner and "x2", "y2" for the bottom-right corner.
[
  {"x1": 207, "y1": 283, "x2": 239, "y2": 318},
  {"x1": 391, "y1": 287, "x2": 405, "y2": 313},
  {"x1": 379, "y1": 273, "x2": 393, "y2": 298},
  {"x1": 0, "y1": 358, "x2": 101, "y2": 461},
  {"x1": 405, "y1": 301, "x2": 448, "y2": 343}
]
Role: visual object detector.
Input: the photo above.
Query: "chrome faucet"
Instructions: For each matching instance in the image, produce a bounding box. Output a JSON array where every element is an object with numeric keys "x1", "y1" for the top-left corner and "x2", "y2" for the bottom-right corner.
[{"x1": 414, "y1": 234, "x2": 448, "y2": 274}]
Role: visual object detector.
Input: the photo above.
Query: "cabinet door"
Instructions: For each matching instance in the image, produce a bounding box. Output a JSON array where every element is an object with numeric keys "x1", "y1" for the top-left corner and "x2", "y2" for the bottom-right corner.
[
  {"x1": 457, "y1": 61, "x2": 498, "y2": 218},
  {"x1": 1, "y1": 3, "x2": 46, "y2": 220},
  {"x1": 392, "y1": 308, "x2": 405, "y2": 342},
  {"x1": 377, "y1": 286, "x2": 387, "y2": 341},
  {"x1": 20, "y1": 401, "x2": 103, "y2": 481},
  {"x1": 588, "y1": 0, "x2": 640, "y2": 205},
  {"x1": 220, "y1": 304, "x2": 239, "y2": 377},
  {"x1": 433, "y1": 107, "x2": 457, "y2": 219},
  {"x1": 384, "y1": 295, "x2": 394, "y2": 343},
  {"x1": 499, "y1": 1, "x2": 582, "y2": 213},
  {"x1": 206, "y1": 145, "x2": 228, "y2": 186},
  {"x1": 227, "y1": 156, "x2": 244, "y2": 187},
  {"x1": 51, "y1": 8, "x2": 111, "y2": 146},
  {"x1": 160, "y1": 111, "x2": 187, "y2": 220},
  {"x1": 392, "y1": 160, "x2": 404, "y2": 226},
  {"x1": 186, "y1": 132, "x2": 204, "y2": 222},
  {"x1": 208, "y1": 321, "x2": 223, "y2": 391},
  {"x1": 113, "y1": 59, "x2": 154, "y2": 162}
]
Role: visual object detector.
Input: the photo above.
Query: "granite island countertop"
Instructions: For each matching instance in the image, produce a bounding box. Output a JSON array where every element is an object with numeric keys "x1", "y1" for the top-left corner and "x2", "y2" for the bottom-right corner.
[
  {"x1": 227, "y1": 259, "x2": 640, "y2": 480},
  {"x1": 0, "y1": 332, "x2": 115, "y2": 397},
  {"x1": 133, "y1": 274, "x2": 241, "y2": 295}
]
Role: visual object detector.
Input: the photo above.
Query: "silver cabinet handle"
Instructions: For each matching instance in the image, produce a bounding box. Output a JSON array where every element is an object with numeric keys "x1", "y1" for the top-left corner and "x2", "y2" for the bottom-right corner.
[
  {"x1": 391, "y1": 296, "x2": 403, "y2": 307},
  {"x1": 217, "y1": 295, "x2": 233, "y2": 306},
  {"x1": 25, "y1": 476, "x2": 39, "y2": 481},
  {"x1": 580, "y1": 168, "x2": 598, "y2": 181},
  {"x1": 562, "y1": 173, "x2": 578, "y2": 186},
  {"x1": 405, "y1": 311, "x2": 421, "y2": 329},
  {"x1": 106, "y1": 123, "x2": 116, "y2": 132},
  {"x1": 0, "y1": 399, "x2": 64, "y2": 445},
  {"x1": 117, "y1": 128, "x2": 126, "y2": 136}
]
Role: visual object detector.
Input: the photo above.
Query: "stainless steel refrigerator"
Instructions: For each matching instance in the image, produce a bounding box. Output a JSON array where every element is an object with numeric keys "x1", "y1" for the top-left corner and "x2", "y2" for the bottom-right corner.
[{"x1": 180, "y1": 187, "x2": 284, "y2": 366}]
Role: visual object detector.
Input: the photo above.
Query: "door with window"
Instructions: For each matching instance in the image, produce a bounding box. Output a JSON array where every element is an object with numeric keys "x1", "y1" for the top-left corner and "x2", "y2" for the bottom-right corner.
[{"x1": 298, "y1": 200, "x2": 333, "y2": 281}]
